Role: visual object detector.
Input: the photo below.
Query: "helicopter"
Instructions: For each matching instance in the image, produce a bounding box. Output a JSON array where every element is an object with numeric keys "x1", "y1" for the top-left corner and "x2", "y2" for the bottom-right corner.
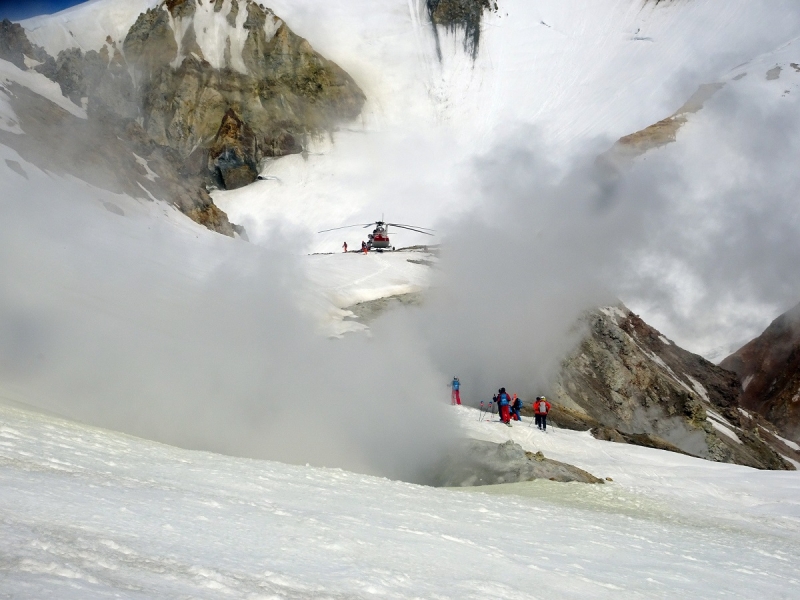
[{"x1": 318, "y1": 219, "x2": 434, "y2": 250}]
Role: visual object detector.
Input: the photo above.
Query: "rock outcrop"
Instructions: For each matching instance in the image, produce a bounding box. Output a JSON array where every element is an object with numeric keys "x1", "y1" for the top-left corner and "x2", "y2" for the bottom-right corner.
[
  {"x1": 1, "y1": 0, "x2": 366, "y2": 234},
  {"x1": 600, "y1": 83, "x2": 725, "y2": 167},
  {"x1": 427, "y1": 0, "x2": 497, "y2": 61},
  {"x1": 721, "y1": 301, "x2": 800, "y2": 443},
  {"x1": 552, "y1": 305, "x2": 792, "y2": 470},
  {"x1": 208, "y1": 108, "x2": 259, "y2": 190},
  {"x1": 0, "y1": 80, "x2": 241, "y2": 237},
  {"x1": 121, "y1": 0, "x2": 364, "y2": 186},
  {"x1": 424, "y1": 439, "x2": 604, "y2": 487},
  {"x1": 0, "y1": 19, "x2": 49, "y2": 68}
]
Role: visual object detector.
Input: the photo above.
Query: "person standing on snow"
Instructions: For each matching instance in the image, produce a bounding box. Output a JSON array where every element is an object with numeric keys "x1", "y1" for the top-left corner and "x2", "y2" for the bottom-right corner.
[
  {"x1": 497, "y1": 387, "x2": 512, "y2": 426},
  {"x1": 534, "y1": 396, "x2": 551, "y2": 431},
  {"x1": 451, "y1": 377, "x2": 461, "y2": 405},
  {"x1": 510, "y1": 394, "x2": 522, "y2": 421},
  {"x1": 343, "y1": 241, "x2": 348, "y2": 252},
  {"x1": 361, "y1": 241, "x2": 368, "y2": 254}
]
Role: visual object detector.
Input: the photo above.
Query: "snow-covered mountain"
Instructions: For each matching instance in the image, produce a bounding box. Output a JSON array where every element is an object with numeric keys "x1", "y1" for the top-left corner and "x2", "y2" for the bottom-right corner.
[
  {"x1": 1, "y1": 0, "x2": 365, "y2": 236},
  {"x1": 3, "y1": 0, "x2": 800, "y2": 594},
  {"x1": 3, "y1": 0, "x2": 800, "y2": 456},
  {"x1": 2, "y1": 396, "x2": 800, "y2": 598},
  {"x1": 554, "y1": 305, "x2": 794, "y2": 470}
]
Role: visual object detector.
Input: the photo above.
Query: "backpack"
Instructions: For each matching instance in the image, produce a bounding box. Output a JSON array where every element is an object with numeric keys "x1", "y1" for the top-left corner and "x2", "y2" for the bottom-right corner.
[
  {"x1": 537, "y1": 400, "x2": 548, "y2": 414},
  {"x1": 499, "y1": 393, "x2": 509, "y2": 406},
  {"x1": 513, "y1": 398, "x2": 522, "y2": 410}
]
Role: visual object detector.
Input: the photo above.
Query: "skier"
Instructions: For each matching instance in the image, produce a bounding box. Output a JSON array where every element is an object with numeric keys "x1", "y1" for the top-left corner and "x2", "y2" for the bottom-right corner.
[
  {"x1": 361, "y1": 240, "x2": 368, "y2": 254},
  {"x1": 534, "y1": 396, "x2": 551, "y2": 431},
  {"x1": 510, "y1": 394, "x2": 522, "y2": 421},
  {"x1": 451, "y1": 376, "x2": 461, "y2": 405},
  {"x1": 497, "y1": 387, "x2": 512, "y2": 426},
  {"x1": 343, "y1": 241, "x2": 348, "y2": 252}
]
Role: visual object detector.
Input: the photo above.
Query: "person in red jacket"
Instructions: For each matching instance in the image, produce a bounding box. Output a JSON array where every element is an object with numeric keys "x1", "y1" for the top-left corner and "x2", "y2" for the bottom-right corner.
[{"x1": 534, "y1": 396, "x2": 551, "y2": 431}]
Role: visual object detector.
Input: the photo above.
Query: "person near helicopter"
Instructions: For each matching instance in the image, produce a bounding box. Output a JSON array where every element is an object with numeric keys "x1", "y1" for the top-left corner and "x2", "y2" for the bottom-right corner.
[
  {"x1": 361, "y1": 240, "x2": 368, "y2": 254},
  {"x1": 450, "y1": 376, "x2": 461, "y2": 405},
  {"x1": 534, "y1": 396, "x2": 552, "y2": 431}
]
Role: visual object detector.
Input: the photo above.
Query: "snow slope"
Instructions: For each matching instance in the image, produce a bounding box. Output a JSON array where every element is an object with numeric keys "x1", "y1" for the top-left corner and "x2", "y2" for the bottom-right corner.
[
  {"x1": 22, "y1": 0, "x2": 800, "y2": 248},
  {"x1": 0, "y1": 58, "x2": 87, "y2": 121},
  {"x1": 2, "y1": 399, "x2": 799, "y2": 598},
  {"x1": 210, "y1": 0, "x2": 800, "y2": 251},
  {"x1": 22, "y1": 0, "x2": 158, "y2": 55},
  {"x1": 13, "y1": 0, "x2": 800, "y2": 352}
]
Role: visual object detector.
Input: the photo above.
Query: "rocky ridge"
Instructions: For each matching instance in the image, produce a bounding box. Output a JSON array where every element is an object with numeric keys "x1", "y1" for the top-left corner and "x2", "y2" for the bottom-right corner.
[
  {"x1": 600, "y1": 82, "x2": 724, "y2": 166},
  {"x1": 551, "y1": 305, "x2": 793, "y2": 470},
  {"x1": 0, "y1": 0, "x2": 365, "y2": 234},
  {"x1": 721, "y1": 301, "x2": 800, "y2": 444},
  {"x1": 424, "y1": 439, "x2": 604, "y2": 487},
  {"x1": 427, "y1": 0, "x2": 498, "y2": 61}
]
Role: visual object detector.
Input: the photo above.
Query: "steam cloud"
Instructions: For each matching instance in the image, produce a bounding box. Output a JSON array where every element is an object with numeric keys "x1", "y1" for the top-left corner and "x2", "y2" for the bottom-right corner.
[
  {"x1": 4, "y1": 18, "x2": 800, "y2": 481},
  {"x1": 0, "y1": 167, "x2": 454, "y2": 484}
]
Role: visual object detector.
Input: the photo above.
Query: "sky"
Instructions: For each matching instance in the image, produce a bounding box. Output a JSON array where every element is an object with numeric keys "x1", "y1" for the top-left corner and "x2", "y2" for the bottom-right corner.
[{"x1": 0, "y1": 0, "x2": 83, "y2": 21}]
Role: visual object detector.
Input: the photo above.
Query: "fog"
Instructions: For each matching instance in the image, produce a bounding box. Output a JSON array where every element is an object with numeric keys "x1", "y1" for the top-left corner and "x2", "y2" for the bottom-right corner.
[
  {"x1": 0, "y1": 163, "x2": 454, "y2": 483},
  {"x1": 5, "y1": 79, "x2": 800, "y2": 481},
  {"x1": 616, "y1": 82, "x2": 800, "y2": 359},
  {"x1": 4, "y1": 15, "x2": 800, "y2": 482}
]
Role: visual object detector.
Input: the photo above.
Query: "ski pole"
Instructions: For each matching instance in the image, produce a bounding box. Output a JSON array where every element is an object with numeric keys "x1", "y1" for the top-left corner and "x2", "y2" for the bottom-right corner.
[
  {"x1": 479, "y1": 401, "x2": 484, "y2": 421},
  {"x1": 528, "y1": 403, "x2": 535, "y2": 427}
]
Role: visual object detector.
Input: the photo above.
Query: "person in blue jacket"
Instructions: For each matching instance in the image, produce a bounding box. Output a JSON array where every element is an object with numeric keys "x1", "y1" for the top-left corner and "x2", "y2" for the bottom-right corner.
[
  {"x1": 497, "y1": 387, "x2": 512, "y2": 426},
  {"x1": 510, "y1": 394, "x2": 522, "y2": 421},
  {"x1": 451, "y1": 376, "x2": 461, "y2": 405}
]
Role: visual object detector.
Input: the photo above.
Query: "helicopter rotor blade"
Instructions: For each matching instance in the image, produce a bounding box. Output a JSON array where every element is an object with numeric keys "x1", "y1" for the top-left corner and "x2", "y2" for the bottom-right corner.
[
  {"x1": 317, "y1": 223, "x2": 374, "y2": 233},
  {"x1": 388, "y1": 224, "x2": 435, "y2": 236},
  {"x1": 387, "y1": 222, "x2": 436, "y2": 232}
]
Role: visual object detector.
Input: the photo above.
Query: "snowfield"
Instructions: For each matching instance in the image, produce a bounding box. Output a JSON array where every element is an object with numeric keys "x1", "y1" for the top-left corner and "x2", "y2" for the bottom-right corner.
[
  {"x1": 1, "y1": 400, "x2": 799, "y2": 599},
  {"x1": 4, "y1": 0, "x2": 800, "y2": 596}
]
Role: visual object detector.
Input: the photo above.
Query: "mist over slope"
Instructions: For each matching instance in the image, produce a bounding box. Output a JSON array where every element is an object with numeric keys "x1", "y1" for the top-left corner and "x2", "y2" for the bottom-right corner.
[
  {"x1": 0, "y1": 150, "x2": 453, "y2": 483},
  {"x1": 3, "y1": 0, "x2": 800, "y2": 473}
]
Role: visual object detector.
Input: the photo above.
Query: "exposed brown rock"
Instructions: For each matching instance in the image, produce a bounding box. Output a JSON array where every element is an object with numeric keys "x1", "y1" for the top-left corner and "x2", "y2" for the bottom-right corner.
[
  {"x1": 602, "y1": 83, "x2": 725, "y2": 165},
  {"x1": 208, "y1": 108, "x2": 259, "y2": 189},
  {"x1": 122, "y1": 6, "x2": 179, "y2": 77},
  {"x1": 0, "y1": 81, "x2": 239, "y2": 237},
  {"x1": 0, "y1": 18, "x2": 49, "y2": 69},
  {"x1": 427, "y1": 0, "x2": 497, "y2": 60},
  {"x1": 122, "y1": 0, "x2": 365, "y2": 172},
  {"x1": 424, "y1": 439, "x2": 604, "y2": 487},
  {"x1": 553, "y1": 305, "x2": 791, "y2": 469},
  {"x1": 5, "y1": 0, "x2": 366, "y2": 233},
  {"x1": 721, "y1": 302, "x2": 800, "y2": 443}
]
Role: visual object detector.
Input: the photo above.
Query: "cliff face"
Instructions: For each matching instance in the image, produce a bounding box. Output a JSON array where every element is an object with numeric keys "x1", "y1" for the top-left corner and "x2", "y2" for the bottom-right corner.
[
  {"x1": 553, "y1": 306, "x2": 793, "y2": 470},
  {"x1": 0, "y1": 1, "x2": 365, "y2": 235},
  {"x1": 427, "y1": 0, "x2": 497, "y2": 61},
  {"x1": 122, "y1": 1, "x2": 364, "y2": 166},
  {"x1": 0, "y1": 19, "x2": 50, "y2": 69},
  {"x1": 721, "y1": 302, "x2": 800, "y2": 444}
]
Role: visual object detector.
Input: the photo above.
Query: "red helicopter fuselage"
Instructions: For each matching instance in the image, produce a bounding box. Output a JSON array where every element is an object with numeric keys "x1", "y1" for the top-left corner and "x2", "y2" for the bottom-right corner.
[{"x1": 369, "y1": 224, "x2": 391, "y2": 249}]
